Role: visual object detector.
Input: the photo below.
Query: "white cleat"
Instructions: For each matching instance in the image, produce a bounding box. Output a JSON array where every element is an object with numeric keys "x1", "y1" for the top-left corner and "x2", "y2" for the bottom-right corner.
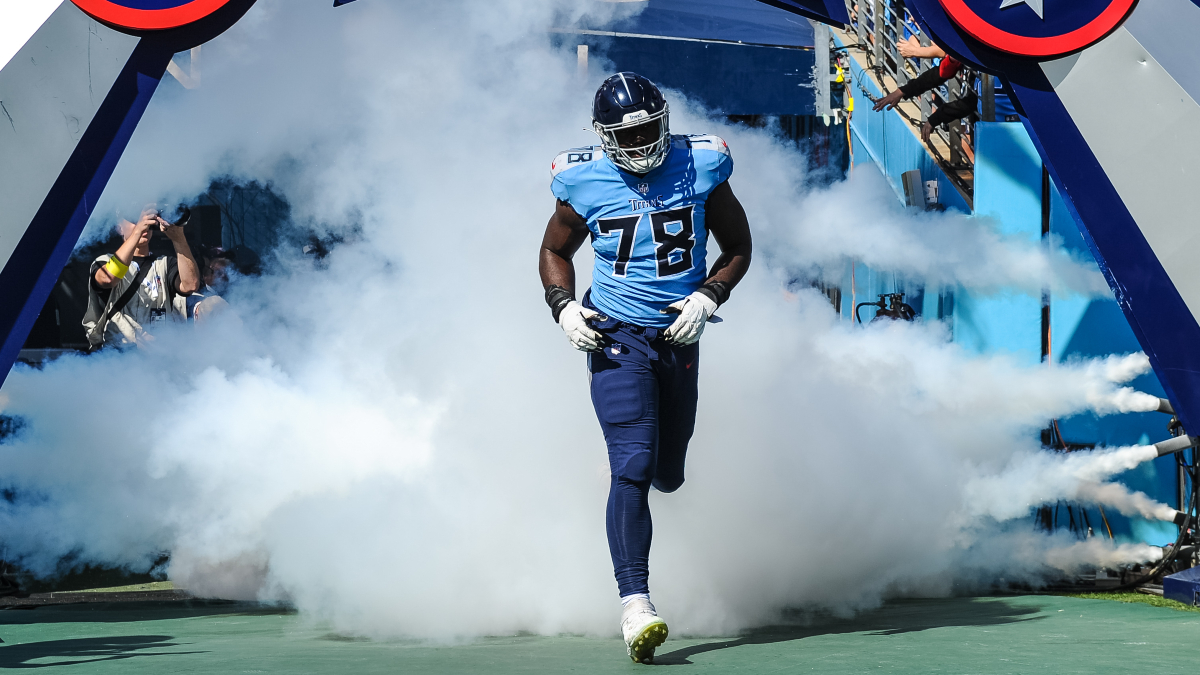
[{"x1": 621, "y1": 598, "x2": 669, "y2": 664}]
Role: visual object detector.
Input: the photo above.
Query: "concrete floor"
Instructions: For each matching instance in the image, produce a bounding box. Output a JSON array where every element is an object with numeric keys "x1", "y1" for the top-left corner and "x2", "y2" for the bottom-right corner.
[{"x1": 0, "y1": 595, "x2": 1194, "y2": 672}]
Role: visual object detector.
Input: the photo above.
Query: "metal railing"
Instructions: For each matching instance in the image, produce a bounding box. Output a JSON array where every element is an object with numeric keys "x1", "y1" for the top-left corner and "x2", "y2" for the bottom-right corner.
[{"x1": 843, "y1": 0, "x2": 975, "y2": 188}]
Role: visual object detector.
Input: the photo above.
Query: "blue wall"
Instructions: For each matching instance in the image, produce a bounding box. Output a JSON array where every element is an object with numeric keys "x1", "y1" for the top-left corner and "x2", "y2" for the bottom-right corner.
[
  {"x1": 569, "y1": 35, "x2": 816, "y2": 115},
  {"x1": 845, "y1": 75, "x2": 1180, "y2": 543},
  {"x1": 843, "y1": 50, "x2": 970, "y2": 214},
  {"x1": 583, "y1": 0, "x2": 816, "y2": 48},
  {"x1": 954, "y1": 123, "x2": 1042, "y2": 363}
]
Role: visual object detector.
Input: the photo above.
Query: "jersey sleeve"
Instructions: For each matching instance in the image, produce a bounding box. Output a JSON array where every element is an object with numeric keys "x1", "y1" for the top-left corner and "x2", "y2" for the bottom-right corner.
[
  {"x1": 551, "y1": 172, "x2": 571, "y2": 203},
  {"x1": 715, "y1": 146, "x2": 733, "y2": 184},
  {"x1": 550, "y1": 146, "x2": 605, "y2": 205},
  {"x1": 549, "y1": 148, "x2": 577, "y2": 203},
  {"x1": 688, "y1": 134, "x2": 733, "y2": 187}
]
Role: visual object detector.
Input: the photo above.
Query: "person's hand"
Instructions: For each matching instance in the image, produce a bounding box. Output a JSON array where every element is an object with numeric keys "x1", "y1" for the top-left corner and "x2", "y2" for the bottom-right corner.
[
  {"x1": 921, "y1": 121, "x2": 934, "y2": 143},
  {"x1": 662, "y1": 292, "x2": 718, "y2": 345},
  {"x1": 127, "y1": 213, "x2": 157, "y2": 241},
  {"x1": 873, "y1": 89, "x2": 904, "y2": 112},
  {"x1": 897, "y1": 36, "x2": 943, "y2": 59},
  {"x1": 157, "y1": 215, "x2": 186, "y2": 241},
  {"x1": 558, "y1": 301, "x2": 603, "y2": 351},
  {"x1": 897, "y1": 36, "x2": 945, "y2": 59}
]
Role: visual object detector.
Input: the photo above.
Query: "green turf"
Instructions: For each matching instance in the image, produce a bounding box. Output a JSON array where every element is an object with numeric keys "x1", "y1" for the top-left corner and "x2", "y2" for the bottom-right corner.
[
  {"x1": 0, "y1": 595, "x2": 1196, "y2": 673},
  {"x1": 1064, "y1": 591, "x2": 1200, "y2": 613}
]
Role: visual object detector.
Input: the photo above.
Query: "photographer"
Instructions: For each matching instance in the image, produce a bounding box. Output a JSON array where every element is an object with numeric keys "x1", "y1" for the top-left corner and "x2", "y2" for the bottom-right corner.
[{"x1": 82, "y1": 206, "x2": 200, "y2": 349}]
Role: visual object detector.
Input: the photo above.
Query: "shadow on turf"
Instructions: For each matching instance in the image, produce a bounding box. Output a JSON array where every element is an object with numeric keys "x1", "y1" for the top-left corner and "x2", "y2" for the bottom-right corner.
[
  {"x1": 653, "y1": 597, "x2": 1045, "y2": 666},
  {"x1": 0, "y1": 635, "x2": 206, "y2": 668},
  {"x1": 0, "y1": 600, "x2": 294, "y2": 626}
]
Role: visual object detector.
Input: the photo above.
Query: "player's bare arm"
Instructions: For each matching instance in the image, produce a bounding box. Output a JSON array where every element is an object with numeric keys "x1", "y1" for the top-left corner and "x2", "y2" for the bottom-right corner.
[
  {"x1": 655, "y1": 180, "x2": 750, "y2": 346},
  {"x1": 540, "y1": 199, "x2": 604, "y2": 352},
  {"x1": 539, "y1": 199, "x2": 589, "y2": 294},
  {"x1": 702, "y1": 180, "x2": 752, "y2": 294}
]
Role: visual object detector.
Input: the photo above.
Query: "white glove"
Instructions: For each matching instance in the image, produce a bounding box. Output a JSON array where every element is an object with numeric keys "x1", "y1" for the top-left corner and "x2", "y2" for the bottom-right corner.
[
  {"x1": 662, "y1": 292, "x2": 718, "y2": 345},
  {"x1": 559, "y1": 301, "x2": 603, "y2": 351}
]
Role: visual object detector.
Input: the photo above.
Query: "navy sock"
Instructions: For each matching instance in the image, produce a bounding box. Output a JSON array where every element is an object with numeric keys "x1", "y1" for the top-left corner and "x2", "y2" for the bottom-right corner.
[{"x1": 606, "y1": 475, "x2": 653, "y2": 597}]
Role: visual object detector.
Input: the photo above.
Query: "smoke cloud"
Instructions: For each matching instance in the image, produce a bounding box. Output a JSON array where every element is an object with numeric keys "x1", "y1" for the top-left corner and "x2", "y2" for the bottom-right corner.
[
  {"x1": 749, "y1": 167, "x2": 1110, "y2": 296},
  {"x1": 0, "y1": 0, "x2": 1167, "y2": 639},
  {"x1": 964, "y1": 443, "x2": 1173, "y2": 522}
]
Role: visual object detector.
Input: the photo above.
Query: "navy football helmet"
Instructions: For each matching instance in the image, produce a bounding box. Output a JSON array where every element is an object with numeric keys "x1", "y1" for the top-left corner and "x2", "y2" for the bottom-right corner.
[{"x1": 592, "y1": 72, "x2": 670, "y2": 174}]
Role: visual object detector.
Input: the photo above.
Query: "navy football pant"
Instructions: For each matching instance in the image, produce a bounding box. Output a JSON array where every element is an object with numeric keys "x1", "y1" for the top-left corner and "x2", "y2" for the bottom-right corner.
[{"x1": 586, "y1": 310, "x2": 699, "y2": 598}]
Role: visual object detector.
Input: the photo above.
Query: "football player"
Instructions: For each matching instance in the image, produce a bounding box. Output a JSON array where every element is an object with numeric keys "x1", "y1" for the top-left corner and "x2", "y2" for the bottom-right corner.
[{"x1": 539, "y1": 72, "x2": 752, "y2": 664}]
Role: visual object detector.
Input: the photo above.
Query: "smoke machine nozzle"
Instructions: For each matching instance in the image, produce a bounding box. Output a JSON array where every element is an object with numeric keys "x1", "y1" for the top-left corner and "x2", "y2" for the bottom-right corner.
[
  {"x1": 1161, "y1": 509, "x2": 1192, "y2": 526},
  {"x1": 1154, "y1": 435, "x2": 1200, "y2": 458}
]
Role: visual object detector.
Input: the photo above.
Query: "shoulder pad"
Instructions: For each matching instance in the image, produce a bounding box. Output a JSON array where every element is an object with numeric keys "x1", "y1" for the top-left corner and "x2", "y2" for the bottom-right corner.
[
  {"x1": 551, "y1": 146, "x2": 604, "y2": 178},
  {"x1": 684, "y1": 134, "x2": 731, "y2": 157}
]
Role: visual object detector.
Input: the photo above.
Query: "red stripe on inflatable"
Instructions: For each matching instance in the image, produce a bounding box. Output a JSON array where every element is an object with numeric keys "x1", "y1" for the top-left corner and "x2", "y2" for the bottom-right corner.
[
  {"x1": 70, "y1": 0, "x2": 235, "y2": 30},
  {"x1": 937, "y1": 0, "x2": 1137, "y2": 57}
]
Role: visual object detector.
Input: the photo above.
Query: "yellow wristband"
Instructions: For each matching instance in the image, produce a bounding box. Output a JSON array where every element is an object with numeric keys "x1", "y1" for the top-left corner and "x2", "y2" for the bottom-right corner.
[{"x1": 105, "y1": 257, "x2": 129, "y2": 279}]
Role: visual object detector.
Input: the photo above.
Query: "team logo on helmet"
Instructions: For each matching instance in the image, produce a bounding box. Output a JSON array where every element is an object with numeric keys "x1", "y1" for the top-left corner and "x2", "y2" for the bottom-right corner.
[
  {"x1": 71, "y1": 0, "x2": 238, "y2": 31},
  {"x1": 937, "y1": 0, "x2": 1137, "y2": 58}
]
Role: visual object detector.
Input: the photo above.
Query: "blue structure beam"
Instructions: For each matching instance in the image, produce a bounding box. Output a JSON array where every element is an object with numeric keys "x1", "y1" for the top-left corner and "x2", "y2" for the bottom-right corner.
[{"x1": 753, "y1": 0, "x2": 850, "y2": 25}]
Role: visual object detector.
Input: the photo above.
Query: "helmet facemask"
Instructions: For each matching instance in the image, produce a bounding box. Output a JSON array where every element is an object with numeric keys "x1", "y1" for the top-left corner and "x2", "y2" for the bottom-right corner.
[{"x1": 593, "y1": 105, "x2": 670, "y2": 174}]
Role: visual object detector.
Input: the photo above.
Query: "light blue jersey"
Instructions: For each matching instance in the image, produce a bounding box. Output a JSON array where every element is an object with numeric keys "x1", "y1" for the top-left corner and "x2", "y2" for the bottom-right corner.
[{"x1": 551, "y1": 134, "x2": 733, "y2": 328}]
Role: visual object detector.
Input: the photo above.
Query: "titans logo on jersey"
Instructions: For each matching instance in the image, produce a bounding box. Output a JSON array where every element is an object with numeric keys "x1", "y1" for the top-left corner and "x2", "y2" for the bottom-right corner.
[{"x1": 551, "y1": 135, "x2": 733, "y2": 328}]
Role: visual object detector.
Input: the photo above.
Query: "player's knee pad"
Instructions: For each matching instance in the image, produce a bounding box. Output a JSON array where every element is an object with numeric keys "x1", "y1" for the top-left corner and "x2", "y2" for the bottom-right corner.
[
  {"x1": 617, "y1": 451, "x2": 656, "y2": 484},
  {"x1": 652, "y1": 475, "x2": 684, "y2": 494}
]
